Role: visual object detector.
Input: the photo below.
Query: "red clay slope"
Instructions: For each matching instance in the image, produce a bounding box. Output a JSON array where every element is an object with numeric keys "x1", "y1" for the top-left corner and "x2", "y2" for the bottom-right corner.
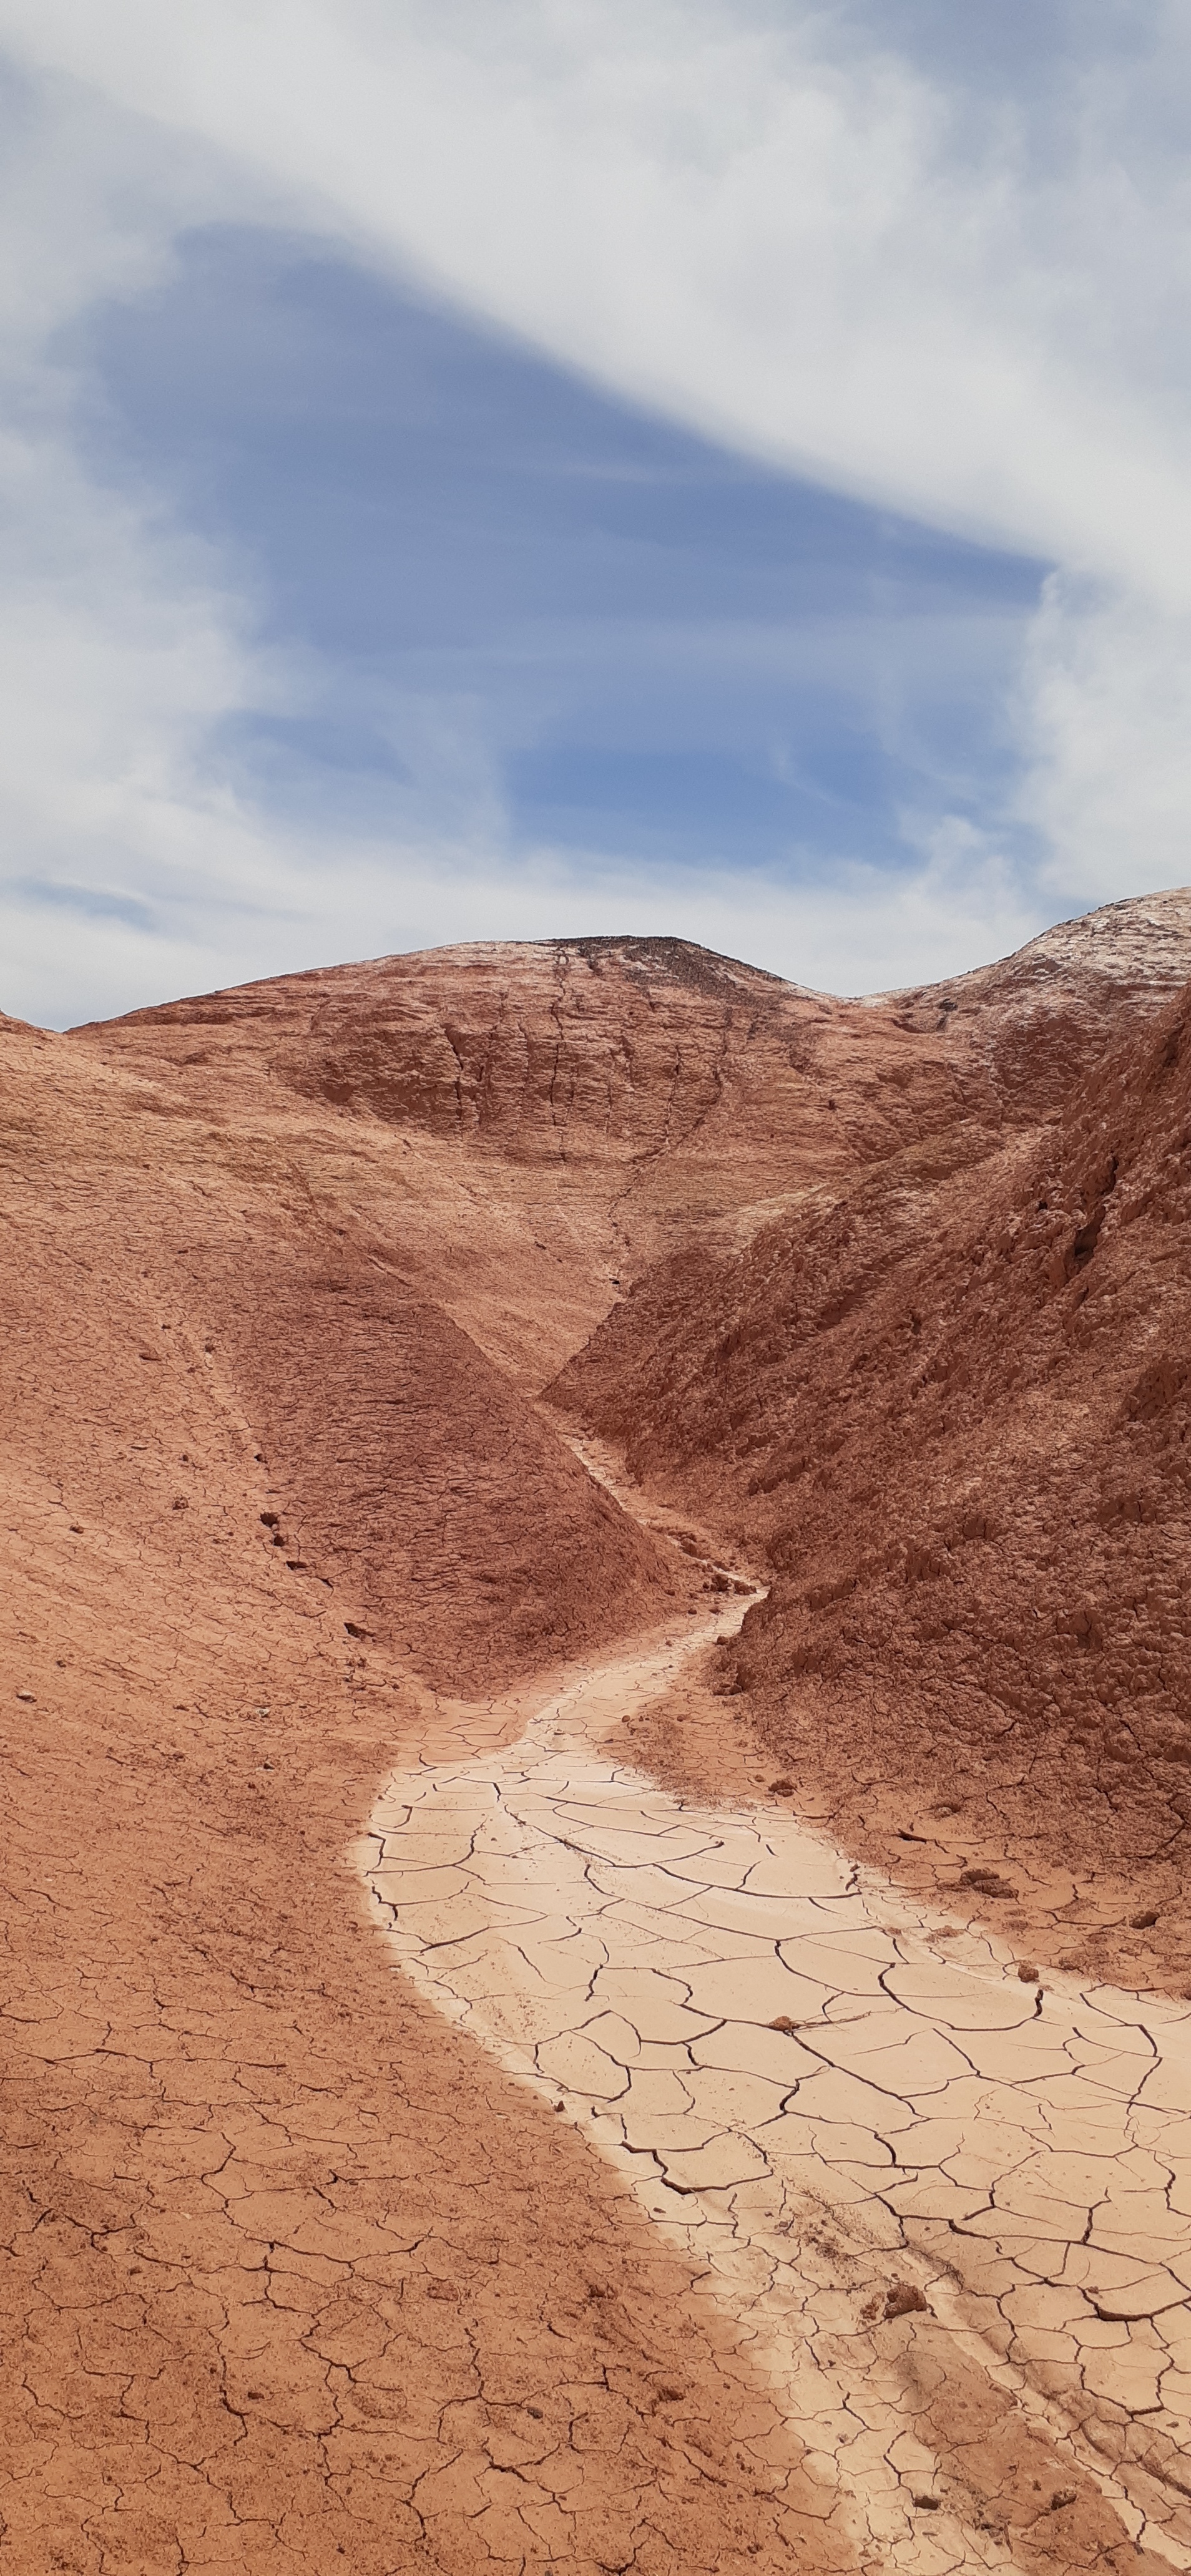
[
  {"x1": 76, "y1": 912, "x2": 1191, "y2": 1388},
  {"x1": 554, "y1": 932, "x2": 1191, "y2": 1981},
  {"x1": 2, "y1": 897, "x2": 1190, "y2": 2570},
  {"x1": 0, "y1": 1011, "x2": 860, "y2": 2576}
]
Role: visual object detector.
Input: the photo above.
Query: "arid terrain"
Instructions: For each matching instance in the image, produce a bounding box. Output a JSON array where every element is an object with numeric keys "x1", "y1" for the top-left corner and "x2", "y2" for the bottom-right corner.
[{"x1": 3, "y1": 894, "x2": 1191, "y2": 2573}]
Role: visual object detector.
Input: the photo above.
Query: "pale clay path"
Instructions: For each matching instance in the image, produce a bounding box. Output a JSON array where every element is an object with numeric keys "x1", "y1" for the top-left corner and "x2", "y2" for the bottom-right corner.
[{"x1": 360, "y1": 1566, "x2": 1191, "y2": 2573}]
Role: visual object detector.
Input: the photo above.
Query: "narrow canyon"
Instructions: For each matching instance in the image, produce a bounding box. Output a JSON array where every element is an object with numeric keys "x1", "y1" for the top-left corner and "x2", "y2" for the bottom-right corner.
[{"x1": 3, "y1": 894, "x2": 1190, "y2": 2573}]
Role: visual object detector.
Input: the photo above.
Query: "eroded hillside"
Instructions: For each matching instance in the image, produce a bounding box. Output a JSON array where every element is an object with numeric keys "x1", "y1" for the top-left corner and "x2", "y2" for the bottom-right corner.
[
  {"x1": 76, "y1": 905, "x2": 1191, "y2": 1385},
  {"x1": 553, "y1": 912, "x2": 1191, "y2": 1986},
  {"x1": 4, "y1": 893, "x2": 1191, "y2": 2573}
]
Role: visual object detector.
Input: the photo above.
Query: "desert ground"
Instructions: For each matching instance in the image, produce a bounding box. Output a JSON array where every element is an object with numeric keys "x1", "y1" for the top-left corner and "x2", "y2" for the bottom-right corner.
[{"x1": 2, "y1": 896, "x2": 1191, "y2": 2573}]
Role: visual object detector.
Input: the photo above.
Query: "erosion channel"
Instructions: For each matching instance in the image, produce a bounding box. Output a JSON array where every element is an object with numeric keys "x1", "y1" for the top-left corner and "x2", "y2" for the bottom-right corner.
[{"x1": 363, "y1": 1452, "x2": 1191, "y2": 2576}]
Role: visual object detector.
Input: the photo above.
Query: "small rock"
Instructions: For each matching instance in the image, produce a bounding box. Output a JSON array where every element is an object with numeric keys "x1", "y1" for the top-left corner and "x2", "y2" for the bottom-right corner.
[
  {"x1": 1130, "y1": 1910, "x2": 1159, "y2": 1930},
  {"x1": 768, "y1": 1778, "x2": 795, "y2": 1797},
  {"x1": 769, "y1": 2014, "x2": 798, "y2": 2033},
  {"x1": 15, "y1": 1690, "x2": 34, "y2": 1704},
  {"x1": 1049, "y1": 2489, "x2": 1076, "y2": 2512},
  {"x1": 1018, "y1": 1962, "x2": 1040, "y2": 1982},
  {"x1": 912, "y1": 2492, "x2": 940, "y2": 2510},
  {"x1": 959, "y1": 1865, "x2": 1017, "y2": 1899},
  {"x1": 884, "y1": 2280, "x2": 929, "y2": 2320}
]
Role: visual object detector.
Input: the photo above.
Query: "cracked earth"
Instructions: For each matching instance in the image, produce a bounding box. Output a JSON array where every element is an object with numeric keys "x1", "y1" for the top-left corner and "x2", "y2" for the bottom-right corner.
[{"x1": 364, "y1": 1475, "x2": 1191, "y2": 2575}]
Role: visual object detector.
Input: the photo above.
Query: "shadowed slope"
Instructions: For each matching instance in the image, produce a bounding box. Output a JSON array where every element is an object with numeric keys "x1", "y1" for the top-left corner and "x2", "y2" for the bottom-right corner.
[{"x1": 553, "y1": 964, "x2": 1191, "y2": 1981}]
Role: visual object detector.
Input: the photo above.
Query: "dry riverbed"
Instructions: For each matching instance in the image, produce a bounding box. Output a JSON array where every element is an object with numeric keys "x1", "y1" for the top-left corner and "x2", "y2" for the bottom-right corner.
[{"x1": 361, "y1": 1483, "x2": 1191, "y2": 2575}]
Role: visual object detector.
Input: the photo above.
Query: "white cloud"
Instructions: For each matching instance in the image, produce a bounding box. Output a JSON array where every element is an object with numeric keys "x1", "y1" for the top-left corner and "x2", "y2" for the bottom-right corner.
[
  {"x1": 3, "y1": 0, "x2": 1191, "y2": 595},
  {"x1": 0, "y1": 363, "x2": 1038, "y2": 1027},
  {"x1": 1017, "y1": 575, "x2": 1191, "y2": 909},
  {"x1": 0, "y1": 433, "x2": 303, "y2": 1028},
  {"x1": 0, "y1": 7, "x2": 1187, "y2": 1021}
]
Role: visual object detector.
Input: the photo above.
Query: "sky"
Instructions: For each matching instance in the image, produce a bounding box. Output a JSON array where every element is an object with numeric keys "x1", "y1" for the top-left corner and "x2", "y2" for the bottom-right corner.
[{"x1": 0, "y1": 3, "x2": 1190, "y2": 1024}]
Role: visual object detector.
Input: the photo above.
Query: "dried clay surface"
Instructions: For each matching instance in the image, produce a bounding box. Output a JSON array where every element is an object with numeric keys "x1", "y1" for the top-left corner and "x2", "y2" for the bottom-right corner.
[{"x1": 365, "y1": 1490, "x2": 1191, "y2": 2574}]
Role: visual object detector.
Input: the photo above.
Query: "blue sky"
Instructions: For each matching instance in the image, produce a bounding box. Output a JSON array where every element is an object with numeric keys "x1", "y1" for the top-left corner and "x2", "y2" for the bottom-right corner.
[
  {"x1": 75, "y1": 225, "x2": 1043, "y2": 882},
  {"x1": 0, "y1": 3, "x2": 1189, "y2": 1024}
]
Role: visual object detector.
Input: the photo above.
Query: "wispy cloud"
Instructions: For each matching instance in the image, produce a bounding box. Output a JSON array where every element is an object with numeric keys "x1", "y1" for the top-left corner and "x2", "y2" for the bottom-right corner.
[
  {"x1": 7, "y1": 0, "x2": 1191, "y2": 585},
  {"x1": 0, "y1": 7, "x2": 1187, "y2": 1021},
  {"x1": 1018, "y1": 575, "x2": 1191, "y2": 909}
]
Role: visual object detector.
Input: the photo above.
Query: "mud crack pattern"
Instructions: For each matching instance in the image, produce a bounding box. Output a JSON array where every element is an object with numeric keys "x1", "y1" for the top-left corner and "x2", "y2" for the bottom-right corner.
[{"x1": 365, "y1": 1617, "x2": 1191, "y2": 2574}]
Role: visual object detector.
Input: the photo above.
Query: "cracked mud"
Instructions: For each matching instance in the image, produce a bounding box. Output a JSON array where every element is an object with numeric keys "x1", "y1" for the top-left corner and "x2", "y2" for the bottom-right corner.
[{"x1": 365, "y1": 1551, "x2": 1191, "y2": 2573}]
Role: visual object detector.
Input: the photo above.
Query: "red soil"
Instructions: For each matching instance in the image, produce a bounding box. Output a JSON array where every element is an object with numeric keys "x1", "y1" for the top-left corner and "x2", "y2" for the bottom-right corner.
[
  {"x1": 554, "y1": 907, "x2": 1191, "y2": 1983},
  {"x1": 4, "y1": 895, "x2": 1191, "y2": 2568},
  {"x1": 0, "y1": 1005, "x2": 843, "y2": 2574}
]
